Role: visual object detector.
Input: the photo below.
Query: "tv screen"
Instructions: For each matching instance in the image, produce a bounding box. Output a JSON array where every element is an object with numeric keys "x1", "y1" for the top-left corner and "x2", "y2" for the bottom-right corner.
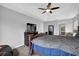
[{"x1": 27, "y1": 23, "x2": 36, "y2": 32}]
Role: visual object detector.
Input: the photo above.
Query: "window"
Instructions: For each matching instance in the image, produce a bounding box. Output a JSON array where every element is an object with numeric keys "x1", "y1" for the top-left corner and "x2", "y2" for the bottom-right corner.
[{"x1": 59, "y1": 24, "x2": 65, "y2": 35}]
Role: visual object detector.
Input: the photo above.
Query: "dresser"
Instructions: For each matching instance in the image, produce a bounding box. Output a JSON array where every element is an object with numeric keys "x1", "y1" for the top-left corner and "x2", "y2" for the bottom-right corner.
[{"x1": 24, "y1": 32, "x2": 38, "y2": 46}]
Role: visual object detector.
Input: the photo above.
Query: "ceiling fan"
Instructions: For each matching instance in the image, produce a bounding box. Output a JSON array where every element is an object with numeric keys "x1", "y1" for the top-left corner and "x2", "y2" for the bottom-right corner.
[{"x1": 38, "y1": 3, "x2": 60, "y2": 14}]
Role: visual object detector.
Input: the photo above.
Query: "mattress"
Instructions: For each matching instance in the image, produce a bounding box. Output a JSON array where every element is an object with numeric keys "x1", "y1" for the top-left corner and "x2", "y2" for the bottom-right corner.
[{"x1": 31, "y1": 35, "x2": 79, "y2": 56}]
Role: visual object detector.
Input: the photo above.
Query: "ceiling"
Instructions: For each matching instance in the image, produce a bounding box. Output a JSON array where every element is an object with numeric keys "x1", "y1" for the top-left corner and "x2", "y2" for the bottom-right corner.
[{"x1": 0, "y1": 3, "x2": 79, "y2": 22}]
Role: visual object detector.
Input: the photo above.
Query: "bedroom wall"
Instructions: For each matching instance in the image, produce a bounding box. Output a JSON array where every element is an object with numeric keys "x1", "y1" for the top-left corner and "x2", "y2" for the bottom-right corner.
[
  {"x1": 44, "y1": 17, "x2": 78, "y2": 35},
  {"x1": 0, "y1": 5, "x2": 43, "y2": 48},
  {"x1": 73, "y1": 14, "x2": 79, "y2": 30},
  {"x1": 78, "y1": 19, "x2": 79, "y2": 26},
  {"x1": 0, "y1": 9, "x2": 2, "y2": 42},
  {"x1": 76, "y1": 14, "x2": 79, "y2": 26},
  {"x1": 78, "y1": 16, "x2": 79, "y2": 25},
  {"x1": 44, "y1": 21, "x2": 59, "y2": 35},
  {"x1": 73, "y1": 17, "x2": 78, "y2": 30}
]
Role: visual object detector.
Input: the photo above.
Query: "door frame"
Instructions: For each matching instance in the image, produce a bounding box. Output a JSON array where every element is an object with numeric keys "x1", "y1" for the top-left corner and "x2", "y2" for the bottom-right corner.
[{"x1": 48, "y1": 25, "x2": 54, "y2": 35}]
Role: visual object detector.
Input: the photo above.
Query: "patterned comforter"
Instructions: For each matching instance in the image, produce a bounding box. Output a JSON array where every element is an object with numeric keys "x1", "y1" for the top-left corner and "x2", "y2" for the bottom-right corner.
[{"x1": 31, "y1": 35, "x2": 79, "y2": 55}]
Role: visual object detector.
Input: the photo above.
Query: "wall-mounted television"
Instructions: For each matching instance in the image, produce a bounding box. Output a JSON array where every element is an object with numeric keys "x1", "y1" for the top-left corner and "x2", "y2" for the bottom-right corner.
[{"x1": 27, "y1": 23, "x2": 36, "y2": 32}]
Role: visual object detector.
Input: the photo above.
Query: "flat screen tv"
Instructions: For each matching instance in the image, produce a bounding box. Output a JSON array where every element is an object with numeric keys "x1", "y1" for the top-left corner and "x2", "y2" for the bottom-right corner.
[{"x1": 27, "y1": 23, "x2": 36, "y2": 32}]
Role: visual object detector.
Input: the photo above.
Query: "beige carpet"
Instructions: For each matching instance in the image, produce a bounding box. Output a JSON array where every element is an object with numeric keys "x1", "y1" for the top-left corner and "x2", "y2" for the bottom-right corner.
[{"x1": 13, "y1": 45, "x2": 29, "y2": 56}]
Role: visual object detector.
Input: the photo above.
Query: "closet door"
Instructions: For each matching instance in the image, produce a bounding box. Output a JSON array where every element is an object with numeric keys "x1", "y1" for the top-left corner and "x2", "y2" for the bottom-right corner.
[{"x1": 48, "y1": 25, "x2": 54, "y2": 35}]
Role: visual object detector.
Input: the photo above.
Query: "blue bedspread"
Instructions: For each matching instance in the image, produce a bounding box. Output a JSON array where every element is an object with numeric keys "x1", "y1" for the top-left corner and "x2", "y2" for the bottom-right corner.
[
  {"x1": 32, "y1": 43, "x2": 75, "y2": 56},
  {"x1": 31, "y1": 35, "x2": 79, "y2": 56}
]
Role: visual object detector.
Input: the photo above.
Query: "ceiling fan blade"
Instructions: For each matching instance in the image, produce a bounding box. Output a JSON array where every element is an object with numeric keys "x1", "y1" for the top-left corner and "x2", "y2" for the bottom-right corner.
[
  {"x1": 51, "y1": 7, "x2": 60, "y2": 10},
  {"x1": 42, "y1": 11, "x2": 46, "y2": 14},
  {"x1": 47, "y1": 3, "x2": 51, "y2": 8},
  {"x1": 38, "y1": 8, "x2": 46, "y2": 10},
  {"x1": 49, "y1": 11, "x2": 52, "y2": 13}
]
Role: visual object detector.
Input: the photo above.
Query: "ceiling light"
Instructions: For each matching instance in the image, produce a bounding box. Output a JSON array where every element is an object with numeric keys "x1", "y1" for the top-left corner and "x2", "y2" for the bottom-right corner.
[{"x1": 46, "y1": 9, "x2": 50, "y2": 13}]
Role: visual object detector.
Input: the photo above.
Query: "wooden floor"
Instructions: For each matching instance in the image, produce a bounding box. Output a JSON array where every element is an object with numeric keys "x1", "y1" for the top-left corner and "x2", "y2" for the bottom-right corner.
[{"x1": 32, "y1": 51, "x2": 42, "y2": 56}]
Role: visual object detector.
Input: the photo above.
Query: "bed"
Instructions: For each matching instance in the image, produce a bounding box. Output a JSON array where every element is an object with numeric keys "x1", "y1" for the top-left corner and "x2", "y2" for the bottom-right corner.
[{"x1": 30, "y1": 35, "x2": 79, "y2": 56}]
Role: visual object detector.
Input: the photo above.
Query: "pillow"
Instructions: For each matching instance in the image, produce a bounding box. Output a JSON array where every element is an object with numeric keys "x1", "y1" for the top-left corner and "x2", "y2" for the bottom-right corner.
[
  {"x1": 73, "y1": 33, "x2": 77, "y2": 36},
  {"x1": 75, "y1": 33, "x2": 79, "y2": 38}
]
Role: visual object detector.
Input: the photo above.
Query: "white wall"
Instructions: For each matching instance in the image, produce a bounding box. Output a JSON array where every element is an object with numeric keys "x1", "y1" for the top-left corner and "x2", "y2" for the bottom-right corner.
[
  {"x1": 44, "y1": 17, "x2": 78, "y2": 35},
  {"x1": 78, "y1": 19, "x2": 79, "y2": 26},
  {"x1": 73, "y1": 18, "x2": 78, "y2": 30},
  {"x1": 78, "y1": 15, "x2": 79, "y2": 26},
  {"x1": 76, "y1": 14, "x2": 79, "y2": 26},
  {"x1": 0, "y1": 6, "x2": 43, "y2": 48},
  {"x1": 44, "y1": 21, "x2": 59, "y2": 35}
]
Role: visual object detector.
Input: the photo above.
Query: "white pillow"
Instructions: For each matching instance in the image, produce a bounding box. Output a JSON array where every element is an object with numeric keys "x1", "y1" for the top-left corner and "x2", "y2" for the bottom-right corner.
[{"x1": 73, "y1": 33, "x2": 76, "y2": 36}]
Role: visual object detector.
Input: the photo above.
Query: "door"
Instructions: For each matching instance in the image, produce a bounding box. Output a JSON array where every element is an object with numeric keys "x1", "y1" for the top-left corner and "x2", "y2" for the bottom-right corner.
[{"x1": 48, "y1": 25, "x2": 54, "y2": 35}]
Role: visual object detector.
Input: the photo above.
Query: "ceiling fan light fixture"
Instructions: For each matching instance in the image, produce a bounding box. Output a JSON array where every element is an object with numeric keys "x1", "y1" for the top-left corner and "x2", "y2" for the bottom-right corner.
[
  {"x1": 38, "y1": 3, "x2": 60, "y2": 14},
  {"x1": 46, "y1": 9, "x2": 50, "y2": 13}
]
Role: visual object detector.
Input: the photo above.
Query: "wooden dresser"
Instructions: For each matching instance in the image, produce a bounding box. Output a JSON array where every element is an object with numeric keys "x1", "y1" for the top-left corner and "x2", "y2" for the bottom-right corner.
[{"x1": 24, "y1": 32, "x2": 38, "y2": 46}]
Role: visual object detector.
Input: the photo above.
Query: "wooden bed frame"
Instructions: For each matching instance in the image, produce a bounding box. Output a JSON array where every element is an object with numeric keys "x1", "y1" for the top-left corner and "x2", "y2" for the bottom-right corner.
[
  {"x1": 28, "y1": 33, "x2": 76, "y2": 56},
  {"x1": 28, "y1": 33, "x2": 46, "y2": 56}
]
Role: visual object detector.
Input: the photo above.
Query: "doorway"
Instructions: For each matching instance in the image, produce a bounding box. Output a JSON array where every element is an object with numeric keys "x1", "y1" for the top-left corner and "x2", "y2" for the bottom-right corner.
[{"x1": 48, "y1": 25, "x2": 54, "y2": 35}]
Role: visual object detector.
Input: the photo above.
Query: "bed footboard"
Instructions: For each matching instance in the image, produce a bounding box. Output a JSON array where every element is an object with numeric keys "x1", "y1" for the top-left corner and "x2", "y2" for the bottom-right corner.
[{"x1": 28, "y1": 33, "x2": 46, "y2": 55}]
